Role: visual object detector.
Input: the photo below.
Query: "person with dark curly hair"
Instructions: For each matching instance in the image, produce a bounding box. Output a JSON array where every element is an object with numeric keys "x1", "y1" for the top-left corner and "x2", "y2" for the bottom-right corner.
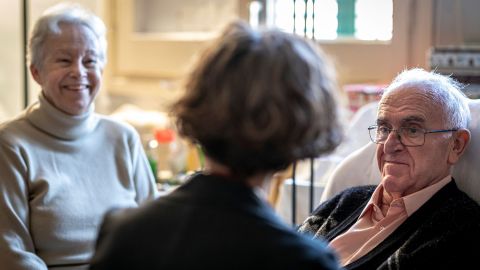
[{"x1": 90, "y1": 21, "x2": 342, "y2": 270}]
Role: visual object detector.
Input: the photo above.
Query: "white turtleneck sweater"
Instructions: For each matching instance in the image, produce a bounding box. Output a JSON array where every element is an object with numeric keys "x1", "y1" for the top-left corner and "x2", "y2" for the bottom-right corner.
[{"x1": 0, "y1": 95, "x2": 158, "y2": 270}]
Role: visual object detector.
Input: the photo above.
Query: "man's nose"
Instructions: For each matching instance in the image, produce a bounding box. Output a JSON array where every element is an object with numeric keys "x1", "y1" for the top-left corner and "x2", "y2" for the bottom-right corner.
[{"x1": 383, "y1": 129, "x2": 404, "y2": 152}]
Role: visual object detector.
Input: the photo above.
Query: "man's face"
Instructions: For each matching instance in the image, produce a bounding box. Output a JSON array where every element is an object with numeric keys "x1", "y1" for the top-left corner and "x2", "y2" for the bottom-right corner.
[{"x1": 375, "y1": 87, "x2": 456, "y2": 197}]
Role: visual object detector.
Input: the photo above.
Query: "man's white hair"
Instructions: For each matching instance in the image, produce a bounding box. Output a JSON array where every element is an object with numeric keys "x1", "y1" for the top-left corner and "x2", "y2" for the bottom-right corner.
[{"x1": 383, "y1": 68, "x2": 470, "y2": 129}]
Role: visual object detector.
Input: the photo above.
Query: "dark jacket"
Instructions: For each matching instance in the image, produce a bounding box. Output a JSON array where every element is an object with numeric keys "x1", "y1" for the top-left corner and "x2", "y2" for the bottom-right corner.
[
  {"x1": 90, "y1": 172, "x2": 339, "y2": 270},
  {"x1": 298, "y1": 180, "x2": 480, "y2": 270}
]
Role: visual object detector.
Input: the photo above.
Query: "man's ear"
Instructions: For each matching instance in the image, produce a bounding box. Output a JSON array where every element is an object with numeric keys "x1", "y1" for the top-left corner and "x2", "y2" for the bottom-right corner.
[
  {"x1": 448, "y1": 129, "x2": 470, "y2": 164},
  {"x1": 29, "y1": 64, "x2": 42, "y2": 85}
]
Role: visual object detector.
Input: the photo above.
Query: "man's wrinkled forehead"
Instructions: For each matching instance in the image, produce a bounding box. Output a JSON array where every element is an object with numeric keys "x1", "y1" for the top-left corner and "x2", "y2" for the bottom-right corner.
[
  {"x1": 380, "y1": 87, "x2": 435, "y2": 108},
  {"x1": 377, "y1": 87, "x2": 445, "y2": 124}
]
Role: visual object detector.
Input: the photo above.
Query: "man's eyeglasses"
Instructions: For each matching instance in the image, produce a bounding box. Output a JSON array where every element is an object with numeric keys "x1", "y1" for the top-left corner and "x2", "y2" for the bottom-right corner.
[{"x1": 368, "y1": 125, "x2": 458, "y2": 147}]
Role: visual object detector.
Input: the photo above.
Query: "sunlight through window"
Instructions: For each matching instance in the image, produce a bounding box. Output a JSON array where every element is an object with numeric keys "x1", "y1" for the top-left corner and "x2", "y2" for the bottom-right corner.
[
  {"x1": 355, "y1": 0, "x2": 393, "y2": 40},
  {"x1": 260, "y1": 0, "x2": 392, "y2": 41}
]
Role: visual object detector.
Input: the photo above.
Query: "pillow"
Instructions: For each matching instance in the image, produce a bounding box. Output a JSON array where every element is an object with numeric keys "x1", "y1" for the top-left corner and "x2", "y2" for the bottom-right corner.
[{"x1": 453, "y1": 99, "x2": 480, "y2": 203}]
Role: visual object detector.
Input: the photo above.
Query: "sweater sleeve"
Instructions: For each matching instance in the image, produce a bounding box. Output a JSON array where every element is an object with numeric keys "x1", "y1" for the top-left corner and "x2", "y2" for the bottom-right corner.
[
  {"x1": 0, "y1": 140, "x2": 48, "y2": 270},
  {"x1": 129, "y1": 130, "x2": 158, "y2": 203}
]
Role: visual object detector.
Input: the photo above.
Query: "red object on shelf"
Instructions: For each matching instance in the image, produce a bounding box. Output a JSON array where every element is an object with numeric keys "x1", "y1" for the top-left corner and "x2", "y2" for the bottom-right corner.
[
  {"x1": 344, "y1": 84, "x2": 386, "y2": 112},
  {"x1": 155, "y1": 129, "x2": 175, "y2": 143}
]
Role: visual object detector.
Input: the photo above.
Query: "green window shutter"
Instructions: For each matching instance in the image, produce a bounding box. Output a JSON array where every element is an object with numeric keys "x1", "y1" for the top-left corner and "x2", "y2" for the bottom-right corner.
[{"x1": 337, "y1": 0, "x2": 356, "y2": 36}]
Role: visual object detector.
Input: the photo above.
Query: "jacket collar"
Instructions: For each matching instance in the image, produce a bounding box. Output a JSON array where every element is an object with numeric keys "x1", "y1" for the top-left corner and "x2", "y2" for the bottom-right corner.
[{"x1": 168, "y1": 172, "x2": 281, "y2": 223}]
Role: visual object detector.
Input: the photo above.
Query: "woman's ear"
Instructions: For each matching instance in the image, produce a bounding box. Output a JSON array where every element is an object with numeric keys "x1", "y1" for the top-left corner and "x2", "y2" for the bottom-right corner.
[
  {"x1": 448, "y1": 129, "x2": 470, "y2": 164},
  {"x1": 29, "y1": 64, "x2": 42, "y2": 85}
]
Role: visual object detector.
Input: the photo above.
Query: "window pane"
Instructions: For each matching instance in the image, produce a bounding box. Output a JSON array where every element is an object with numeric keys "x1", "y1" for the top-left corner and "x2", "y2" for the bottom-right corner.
[
  {"x1": 314, "y1": 0, "x2": 338, "y2": 40},
  {"x1": 264, "y1": 0, "x2": 392, "y2": 41},
  {"x1": 355, "y1": 0, "x2": 393, "y2": 40},
  {"x1": 267, "y1": 0, "x2": 337, "y2": 40}
]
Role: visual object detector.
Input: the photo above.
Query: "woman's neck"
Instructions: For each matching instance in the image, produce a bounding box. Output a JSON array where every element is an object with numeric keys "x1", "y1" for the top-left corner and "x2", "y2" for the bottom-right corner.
[{"x1": 203, "y1": 157, "x2": 273, "y2": 193}]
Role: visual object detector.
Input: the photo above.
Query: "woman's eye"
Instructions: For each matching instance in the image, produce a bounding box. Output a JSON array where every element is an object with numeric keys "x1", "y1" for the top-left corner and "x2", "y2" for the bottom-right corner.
[{"x1": 84, "y1": 59, "x2": 98, "y2": 66}]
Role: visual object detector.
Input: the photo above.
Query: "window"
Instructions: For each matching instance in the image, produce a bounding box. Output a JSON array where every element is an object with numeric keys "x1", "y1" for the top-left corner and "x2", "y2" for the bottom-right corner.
[{"x1": 251, "y1": 0, "x2": 392, "y2": 41}]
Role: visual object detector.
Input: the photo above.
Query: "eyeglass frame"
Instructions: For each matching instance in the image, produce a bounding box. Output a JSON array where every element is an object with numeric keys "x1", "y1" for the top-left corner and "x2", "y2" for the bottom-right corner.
[{"x1": 367, "y1": 125, "x2": 458, "y2": 147}]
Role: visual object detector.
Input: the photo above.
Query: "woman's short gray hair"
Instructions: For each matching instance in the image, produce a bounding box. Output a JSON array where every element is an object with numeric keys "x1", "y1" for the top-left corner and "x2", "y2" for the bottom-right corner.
[
  {"x1": 28, "y1": 3, "x2": 107, "y2": 68},
  {"x1": 383, "y1": 68, "x2": 470, "y2": 129},
  {"x1": 172, "y1": 21, "x2": 341, "y2": 176}
]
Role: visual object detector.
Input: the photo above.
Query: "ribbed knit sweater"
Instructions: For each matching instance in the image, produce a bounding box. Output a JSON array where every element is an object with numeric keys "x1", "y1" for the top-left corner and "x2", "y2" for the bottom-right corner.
[{"x1": 0, "y1": 95, "x2": 157, "y2": 270}]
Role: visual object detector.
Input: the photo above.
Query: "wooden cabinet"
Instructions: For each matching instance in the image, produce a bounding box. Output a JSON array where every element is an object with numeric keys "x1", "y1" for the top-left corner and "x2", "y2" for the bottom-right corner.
[{"x1": 108, "y1": 0, "x2": 249, "y2": 79}]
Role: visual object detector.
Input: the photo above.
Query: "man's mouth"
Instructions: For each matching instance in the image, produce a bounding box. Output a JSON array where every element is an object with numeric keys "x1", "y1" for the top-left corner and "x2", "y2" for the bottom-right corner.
[{"x1": 384, "y1": 160, "x2": 408, "y2": 165}]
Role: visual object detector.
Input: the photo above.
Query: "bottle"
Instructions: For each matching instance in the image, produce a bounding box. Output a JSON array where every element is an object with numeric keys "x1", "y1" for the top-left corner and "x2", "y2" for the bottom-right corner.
[
  {"x1": 154, "y1": 128, "x2": 175, "y2": 182},
  {"x1": 185, "y1": 142, "x2": 204, "y2": 172},
  {"x1": 145, "y1": 137, "x2": 159, "y2": 183}
]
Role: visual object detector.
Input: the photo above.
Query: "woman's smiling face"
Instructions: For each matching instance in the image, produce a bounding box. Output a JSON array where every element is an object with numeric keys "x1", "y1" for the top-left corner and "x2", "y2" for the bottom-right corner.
[{"x1": 30, "y1": 22, "x2": 103, "y2": 115}]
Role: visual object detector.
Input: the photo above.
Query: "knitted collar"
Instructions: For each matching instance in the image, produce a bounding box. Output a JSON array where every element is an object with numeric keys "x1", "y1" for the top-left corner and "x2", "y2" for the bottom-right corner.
[{"x1": 26, "y1": 93, "x2": 99, "y2": 140}]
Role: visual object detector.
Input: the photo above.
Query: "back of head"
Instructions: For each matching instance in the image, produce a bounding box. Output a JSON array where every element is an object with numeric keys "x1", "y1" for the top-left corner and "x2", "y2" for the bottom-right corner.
[
  {"x1": 172, "y1": 21, "x2": 341, "y2": 177},
  {"x1": 28, "y1": 2, "x2": 107, "y2": 69},
  {"x1": 382, "y1": 68, "x2": 470, "y2": 129}
]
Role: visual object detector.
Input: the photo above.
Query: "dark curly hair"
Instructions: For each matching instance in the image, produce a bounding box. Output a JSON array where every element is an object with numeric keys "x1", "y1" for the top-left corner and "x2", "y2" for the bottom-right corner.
[{"x1": 171, "y1": 21, "x2": 342, "y2": 177}]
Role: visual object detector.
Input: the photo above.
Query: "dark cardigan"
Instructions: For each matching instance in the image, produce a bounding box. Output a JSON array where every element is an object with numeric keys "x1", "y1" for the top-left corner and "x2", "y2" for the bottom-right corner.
[{"x1": 298, "y1": 180, "x2": 480, "y2": 270}]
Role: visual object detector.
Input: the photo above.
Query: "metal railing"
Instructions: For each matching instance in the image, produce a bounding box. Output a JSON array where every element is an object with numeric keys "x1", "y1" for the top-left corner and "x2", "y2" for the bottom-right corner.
[{"x1": 290, "y1": 157, "x2": 317, "y2": 226}]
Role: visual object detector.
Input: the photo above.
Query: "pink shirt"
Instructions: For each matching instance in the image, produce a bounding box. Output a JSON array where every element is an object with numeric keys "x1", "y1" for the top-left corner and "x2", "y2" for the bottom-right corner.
[{"x1": 329, "y1": 175, "x2": 452, "y2": 266}]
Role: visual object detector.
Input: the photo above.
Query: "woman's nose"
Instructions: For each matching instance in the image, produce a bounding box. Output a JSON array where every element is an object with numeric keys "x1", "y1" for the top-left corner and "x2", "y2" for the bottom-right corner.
[{"x1": 69, "y1": 61, "x2": 87, "y2": 77}]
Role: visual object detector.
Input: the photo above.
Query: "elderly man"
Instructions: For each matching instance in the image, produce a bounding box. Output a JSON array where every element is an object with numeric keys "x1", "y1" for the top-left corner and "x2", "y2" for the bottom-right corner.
[{"x1": 299, "y1": 68, "x2": 480, "y2": 269}]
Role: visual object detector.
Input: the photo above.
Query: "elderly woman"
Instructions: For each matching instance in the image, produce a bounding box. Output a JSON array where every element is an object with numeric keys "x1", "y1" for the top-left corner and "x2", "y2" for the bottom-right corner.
[
  {"x1": 90, "y1": 21, "x2": 342, "y2": 269},
  {"x1": 0, "y1": 4, "x2": 157, "y2": 270}
]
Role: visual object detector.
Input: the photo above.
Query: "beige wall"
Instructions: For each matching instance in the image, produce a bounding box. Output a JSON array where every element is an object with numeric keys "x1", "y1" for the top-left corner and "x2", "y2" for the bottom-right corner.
[
  {"x1": 434, "y1": 0, "x2": 480, "y2": 46},
  {"x1": 0, "y1": 0, "x2": 22, "y2": 119}
]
